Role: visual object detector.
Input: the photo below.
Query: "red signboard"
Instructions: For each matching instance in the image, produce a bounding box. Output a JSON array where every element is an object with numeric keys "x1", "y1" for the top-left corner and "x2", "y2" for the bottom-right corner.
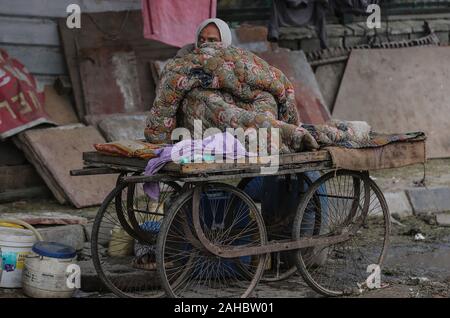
[{"x1": 0, "y1": 49, "x2": 53, "y2": 139}]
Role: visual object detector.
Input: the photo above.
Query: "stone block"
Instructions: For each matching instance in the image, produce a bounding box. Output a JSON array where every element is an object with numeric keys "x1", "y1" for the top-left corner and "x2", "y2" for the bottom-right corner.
[
  {"x1": 278, "y1": 39, "x2": 300, "y2": 51},
  {"x1": 299, "y1": 38, "x2": 321, "y2": 52},
  {"x1": 434, "y1": 31, "x2": 449, "y2": 45},
  {"x1": 346, "y1": 23, "x2": 366, "y2": 36},
  {"x1": 436, "y1": 213, "x2": 450, "y2": 227},
  {"x1": 406, "y1": 20, "x2": 427, "y2": 34},
  {"x1": 98, "y1": 113, "x2": 147, "y2": 142},
  {"x1": 388, "y1": 21, "x2": 413, "y2": 35},
  {"x1": 279, "y1": 27, "x2": 315, "y2": 40},
  {"x1": 38, "y1": 224, "x2": 86, "y2": 251},
  {"x1": 326, "y1": 24, "x2": 352, "y2": 37},
  {"x1": 327, "y1": 37, "x2": 343, "y2": 48},
  {"x1": 409, "y1": 32, "x2": 425, "y2": 40},
  {"x1": 384, "y1": 192, "x2": 413, "y2": 218},
  {"x1": 406, "y1": 187, "x2": 450, "y2": 215},
  {"x1": 356, "y1": 22, "x2": 388, "y2": 36},
  {"x1": 428, "y1": 19, "x2": 450, "y2": 32},
  {"x1": 343, "y1": 36, "x2": 367, "y2": 48}
]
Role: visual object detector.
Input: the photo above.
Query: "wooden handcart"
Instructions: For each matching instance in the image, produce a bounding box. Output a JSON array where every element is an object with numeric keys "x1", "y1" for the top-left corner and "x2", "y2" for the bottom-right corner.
[{"x1": 71, "y1": 139, "x2": 425, "y2": 298}]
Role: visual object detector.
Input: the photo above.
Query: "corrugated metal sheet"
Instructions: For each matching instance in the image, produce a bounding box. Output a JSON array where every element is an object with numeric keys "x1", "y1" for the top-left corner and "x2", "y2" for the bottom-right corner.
[{"x1": 0, "y1": 0, "x2": 141, "y2": 85}]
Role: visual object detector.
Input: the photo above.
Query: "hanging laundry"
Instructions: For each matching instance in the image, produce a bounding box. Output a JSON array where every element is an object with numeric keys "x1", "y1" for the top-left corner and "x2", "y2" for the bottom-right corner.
[
  {"x1": 141, "y1": 0, "x2": 217, "y2": 48},
  {"x1": 268, "y1": 0, "x2": 328, "y2": 48}
]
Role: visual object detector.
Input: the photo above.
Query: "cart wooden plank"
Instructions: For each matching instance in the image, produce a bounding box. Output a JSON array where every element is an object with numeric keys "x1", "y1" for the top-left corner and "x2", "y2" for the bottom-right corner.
[
  {"x1": 122, "y1": 161, "x2": 333, "y2": 184},
  {"x1": 82, "y1": 150, "x2": 331, "y2": 175},
  {"x1": 83, "y1": 152, "x2": 180, "y2": 172}
]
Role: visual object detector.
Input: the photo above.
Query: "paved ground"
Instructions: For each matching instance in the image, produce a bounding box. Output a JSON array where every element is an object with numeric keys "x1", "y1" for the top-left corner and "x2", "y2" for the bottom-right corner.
[
  {"x1": 372, "y1": 159, "x2": 450, "y2": 193},
  {"x1": 2, "y1": 218, "x2": 449, "y2": 299},
  {"x1": 1, "y1": 159, "x2": 450, "y2": 298}
]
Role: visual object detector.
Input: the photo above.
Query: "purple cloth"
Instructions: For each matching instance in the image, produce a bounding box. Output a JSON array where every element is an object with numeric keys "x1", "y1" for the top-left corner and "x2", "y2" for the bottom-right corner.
[
  {"x1": 143, "y1": 132, "x2": 254, "y2": 200},
  {"x1": 142, "y1": 147, "x2": 174, "y2": 200}
]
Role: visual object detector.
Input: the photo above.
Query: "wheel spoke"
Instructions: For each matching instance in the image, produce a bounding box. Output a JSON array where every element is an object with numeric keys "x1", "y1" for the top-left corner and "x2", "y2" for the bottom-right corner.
[
  {"x1": 157, "y1": 183, "x2": 268, "y2": 298},
  {"x1": 292, "y1": 171, "x2": 390, "y2": 297},
  {"x1": 91, "y1": 181, "x2": 181, "y2": 298}
]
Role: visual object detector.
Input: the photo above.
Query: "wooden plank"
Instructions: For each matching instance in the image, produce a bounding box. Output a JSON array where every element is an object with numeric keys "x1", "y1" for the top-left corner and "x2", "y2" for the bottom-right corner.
[
  {"x1": 0, "y1": 16, "x2": 59, "y2": 46},
  {"x1": 14, "y1": 126, "x2": 118, "y2": 208},
  {"x1": 0, "y1": 165, "x2": 44, "y2": 191},
  {"x1": 2, "y1": 44, "x2": 66, "y2": 75},
  {"x1": 0, "y1": 140, "x2": 27, "y2": 166},
  {"x1": 275, "y1": 151, "x2": 330, "y2": 164},
  {"x1": 0, "y1": 0, "x2": 140, "y2": 18},
  {"x1": 178, "y1": 151, "x2": 330, "y2": 174},
  {"x1": 44, "y1": 85, "x2": 80, "y2": 125},
  {"x1": 58, "y1": 11, "x2": 178, "y2": 120},
  {"x1": 13, "y1": 134, "x2": 68, "y2": 203},
  {"x1": 58, "y1": 19, "x2": 85, "y2": 118},
  {"x1": 83, "y1": 152, "x2": 148, "y2": 169},
  {"x1": 82, "y1": 150, "x2": 331, "y2": 175},
  {"x1": 123, "y1": 161, "x2": 333, "y2": 184},
  {"x1": 0, "y1": 187, "x2": 51, "y2": 203},
  {"x1": 84, "y1": 162, "x2": 142, "y2": 173},
  {"x1": 70, "y1": 167, "x2": 120, "y2": 176}
]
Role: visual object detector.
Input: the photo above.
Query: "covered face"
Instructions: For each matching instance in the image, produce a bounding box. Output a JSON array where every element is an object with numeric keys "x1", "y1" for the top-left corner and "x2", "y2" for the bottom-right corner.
[{"x1": 195, "y1": 18, "x2": 232, "y2": 48}]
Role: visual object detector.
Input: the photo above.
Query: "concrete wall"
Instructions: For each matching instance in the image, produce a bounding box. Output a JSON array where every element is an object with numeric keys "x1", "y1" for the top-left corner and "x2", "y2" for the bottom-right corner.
[
  {"x1": 278, "y1": 14, "x2": 450, "y2": 53},
  {"x1": 0, "y1": 0, "x2": 141, "y2": 85}
]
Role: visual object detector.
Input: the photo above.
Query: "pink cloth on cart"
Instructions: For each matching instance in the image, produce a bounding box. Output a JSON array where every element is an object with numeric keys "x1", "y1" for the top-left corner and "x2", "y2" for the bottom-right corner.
[{"x1": 141, "y1": 0, "x2": 217, "y2": 48}]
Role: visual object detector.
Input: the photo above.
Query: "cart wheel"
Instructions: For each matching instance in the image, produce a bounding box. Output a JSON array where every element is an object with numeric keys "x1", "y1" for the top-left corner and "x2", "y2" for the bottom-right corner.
[
  {"x1": 91, "y1": 181, "x2": 181, "y2": 298},
  {"x1": 126, "y1": 181, "x2": 181, "y2": 242},
  {"x1": 292, "y1": 170, "x2": 390, "y2": 297},
  {"x1": 239, "y1": 174, "x2": 316, "y2": 282},
  {"x1": 156, "y1": 183, "x2": 268, "y2": 298}
]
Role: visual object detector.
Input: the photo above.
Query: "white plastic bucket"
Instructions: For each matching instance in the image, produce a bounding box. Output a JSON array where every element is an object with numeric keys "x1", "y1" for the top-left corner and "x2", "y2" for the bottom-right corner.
[
  {"x1": 23, "y1": 253, "x2": 76, "y2": 298},
  {"x1": 0, "y1": 247, "x2": 3, "y2": 283},
  {"x1": 0, "y1": 227, "x2": 37, "y2": 288}
]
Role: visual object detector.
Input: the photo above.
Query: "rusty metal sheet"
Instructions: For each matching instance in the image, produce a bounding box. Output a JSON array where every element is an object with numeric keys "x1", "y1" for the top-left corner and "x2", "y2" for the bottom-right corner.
[
  {"x1": 314, "y1": 62, "x2": 346, "y2": 113},
  {"x1": 58, "y1": 11, "x2": 179, "y2": 120},
  {"x1": 257, "y1": 49, "x2": 331, "y2": 124},
  {"x1": 79, "y1": 47, "x2": 142, "y2": 115},
  {"x1": 333, "y1": 47, "x2": 450, "y2": 159},
  {"x1": 14, "y1": 125, "x2": 117, "y2": 208}
]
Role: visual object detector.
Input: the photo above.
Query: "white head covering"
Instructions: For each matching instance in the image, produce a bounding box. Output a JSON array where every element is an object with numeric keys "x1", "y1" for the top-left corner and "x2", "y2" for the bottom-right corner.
[{"x1": 195, "y1": 18, "x2": 232, "y2": 48}]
